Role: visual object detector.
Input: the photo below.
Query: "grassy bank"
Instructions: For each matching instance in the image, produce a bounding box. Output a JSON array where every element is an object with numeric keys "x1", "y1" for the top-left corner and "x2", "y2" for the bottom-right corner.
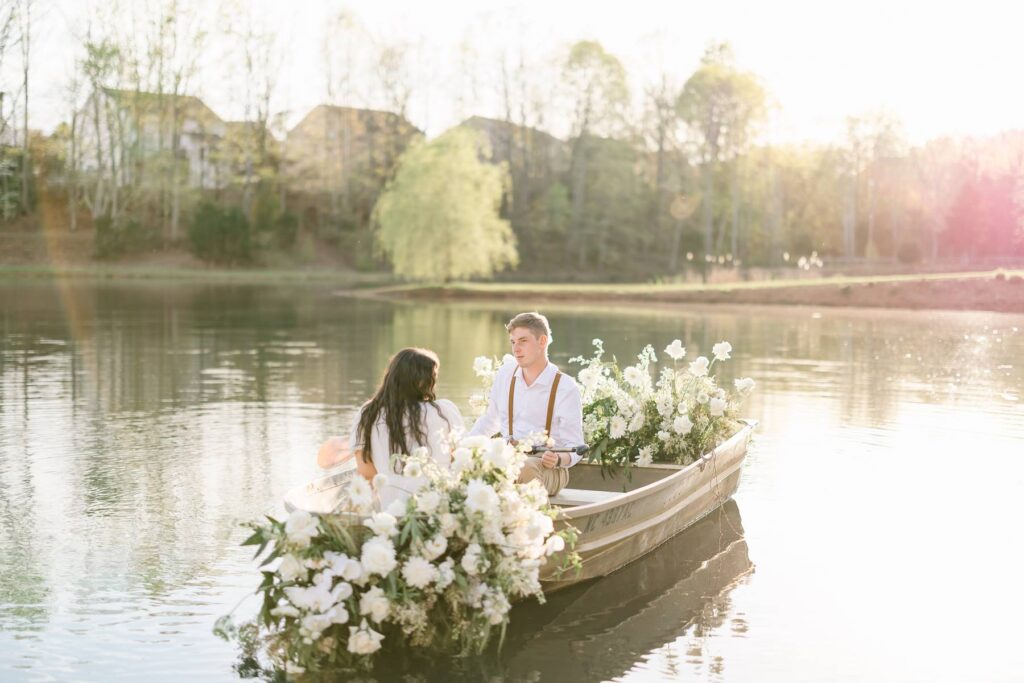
[
  {"x1": 370, "y1": 269, "x2": 1024, "y2": 313},
  {"x1": 0, "y1": 263, "x2": 391, "y2": 286}
]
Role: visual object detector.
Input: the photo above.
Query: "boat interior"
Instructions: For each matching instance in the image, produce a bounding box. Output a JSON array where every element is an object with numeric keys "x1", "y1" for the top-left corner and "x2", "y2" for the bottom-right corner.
[
  {"x1": 286, "y1": 462, "x2": 683, "y2": 513},
  {"x1": 548, "y1": 463, "x2": 680, "y2": 508}
]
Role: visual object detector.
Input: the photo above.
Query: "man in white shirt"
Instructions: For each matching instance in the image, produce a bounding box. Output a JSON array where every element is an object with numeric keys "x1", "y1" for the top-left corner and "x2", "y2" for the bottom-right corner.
[{"x1": 469, "y1": 312, "x2": 584, "y2": 495}]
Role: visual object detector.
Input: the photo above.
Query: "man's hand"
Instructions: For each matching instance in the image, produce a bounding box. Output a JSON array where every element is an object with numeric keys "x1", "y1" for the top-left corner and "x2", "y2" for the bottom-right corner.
[
  {"x1": 317, "y1": 437, "x2": 352, "y2": 469},
  {"x1": 540, "y1": 450, "x2": 559, "y2": 469}
]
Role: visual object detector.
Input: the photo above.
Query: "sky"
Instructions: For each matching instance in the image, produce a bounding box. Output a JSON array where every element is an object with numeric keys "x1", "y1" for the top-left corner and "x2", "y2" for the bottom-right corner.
[{"x1": 8, "y1": 0, "x2": 1024, "y2": 146}]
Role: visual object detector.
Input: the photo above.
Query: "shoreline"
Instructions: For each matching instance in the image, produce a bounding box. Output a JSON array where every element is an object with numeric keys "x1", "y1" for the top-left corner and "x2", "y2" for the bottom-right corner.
[
  {"x1": 2, "y1": 264, "x2": 1023, "y2": 313},
  {"x1": 366, "y1": 269, "x2": 1024, "y2": 313}
]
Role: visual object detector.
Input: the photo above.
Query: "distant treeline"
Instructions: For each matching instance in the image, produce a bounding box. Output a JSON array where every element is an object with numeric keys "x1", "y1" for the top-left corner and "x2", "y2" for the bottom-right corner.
[{"x1": 1, "y1": 0, "x2": 1022, "y2": 278}]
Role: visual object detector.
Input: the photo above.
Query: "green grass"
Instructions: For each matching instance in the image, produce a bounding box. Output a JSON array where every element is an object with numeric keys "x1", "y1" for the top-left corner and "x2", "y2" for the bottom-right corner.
[{"x1": 0, "y1": 263, "x2": 392, "y2": 287}]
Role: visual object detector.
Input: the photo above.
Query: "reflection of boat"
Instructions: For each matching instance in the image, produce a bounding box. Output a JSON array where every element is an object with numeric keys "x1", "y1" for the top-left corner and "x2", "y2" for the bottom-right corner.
[
  {"x1": 541, "y1": 420, "x2": 756, "y2": 590},
  {"x1": 501, "y1": 499, "x2": 752, "y2": 682},
  {"x1": 284, "y1": 421, "x2": 756, "y2": 591}
]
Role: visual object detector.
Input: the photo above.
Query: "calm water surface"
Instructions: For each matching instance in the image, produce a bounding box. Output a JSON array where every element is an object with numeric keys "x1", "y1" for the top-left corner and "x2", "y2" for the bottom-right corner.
[{"x1": 1, "y1": 281, "x2": 1023, "y2": 682}]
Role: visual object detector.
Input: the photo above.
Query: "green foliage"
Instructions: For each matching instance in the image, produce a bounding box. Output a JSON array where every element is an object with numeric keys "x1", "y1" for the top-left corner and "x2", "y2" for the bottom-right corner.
[
  {"x1": 94, "y1": 215, "x2": 151, "y2": 259},
  {"x1": 374, "y1": 128, "x2": 518, "y2": 282},
  {"x1": 0, "y1": 148, "x2": 35, "y2": 220},
  {"x1": 188, "y1": 201, "x2": 253, "y2": 264},
  {"x1": 251, "y1": 183, "x2": 298, "y2": 248}
]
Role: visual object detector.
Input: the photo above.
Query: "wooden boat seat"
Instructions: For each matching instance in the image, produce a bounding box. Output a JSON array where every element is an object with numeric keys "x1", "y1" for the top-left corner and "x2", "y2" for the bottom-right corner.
[{"x1": 549, "y1": 487, "x2": 621, "y2": 507}]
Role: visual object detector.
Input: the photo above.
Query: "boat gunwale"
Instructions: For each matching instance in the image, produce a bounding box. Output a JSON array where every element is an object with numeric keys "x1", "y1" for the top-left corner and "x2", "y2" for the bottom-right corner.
[{"x1": 555, "y1": 419, "x2": 757, "y2": 519}]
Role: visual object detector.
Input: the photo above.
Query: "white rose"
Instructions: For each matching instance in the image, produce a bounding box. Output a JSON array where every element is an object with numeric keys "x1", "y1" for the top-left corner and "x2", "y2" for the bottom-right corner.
[
  {"x1": 544, "y1": 534, "x2": 565, "y2": 556},
  {"x1": 385, "y1": 499, "x2": 408, "y2": 518},
  {"x1": 609, "y1": 415, "x2": 627, "y2": 439},
  {"x1": 709, "y1": 397, "x2": 727, "y2": 417},
  {"x1": 364, "y1": 512, "x2": 399, "y2": 537},
  {"x1": 712, "y1": 341, "x2": 732, "y2": 361},
  {"x1": 401, "y1": 557, "x2": 439, "y2": 589},
  {"x1": 451, "y1": 447, "x2": 473, "y2": 473},
  {"x1": 664, "y1": 339, "x2": 686, "y2": 361},
  {"x1": 688, "y1": 356, "x2": 710, "y2": 377},
  {"x1": 360, "y1": 536, "x2": 397, "y2": 577},
  {"x1": 697, "y1": 391, "x2": 710, "y2": 404},
  {"x1": 415, "y1": 490, "x2": 441, "y2": 515},
  {"x1": 403, "y1": 460, "x2": 423, "y2": 479},
  {"x1": 284, "y1": 510, "x2": 319, "y2": 548},
  {"x1": 485, "y1": 438, "x2": 511, "y2": 470},
  {"x1": 464, "y1": 479, "x2": 500, "y2": 516},
  {"x1": 657, "y1": 430, "x2": 672, "y2": 442},
  {"x1": 421, "y1": 534, "x2": 448, "y2": 561},
  {"x1": 358, "y1": 586, "x2": 390, "y2": 622},
  {"x1": 734, "y1": 377, "x2": 756, "y2": 393},
  {"x1": 673, "y1": 414, "x2": 693, "y2": 435},
  {"x1": 277, "y1": 554, "x2": 308, "y2": 583},
  {"x1": 347, "y1": 619, "x2": 384, "y2": 654}
]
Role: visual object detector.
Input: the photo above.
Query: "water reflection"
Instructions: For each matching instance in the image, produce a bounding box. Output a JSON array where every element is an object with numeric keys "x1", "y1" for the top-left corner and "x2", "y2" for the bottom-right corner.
[
  {"x1": 1, "y1": 280, "x2": 1023, "y2": 681},
  {"x1": 500, "y1": 500, "x2": 752, "y2": 682}
]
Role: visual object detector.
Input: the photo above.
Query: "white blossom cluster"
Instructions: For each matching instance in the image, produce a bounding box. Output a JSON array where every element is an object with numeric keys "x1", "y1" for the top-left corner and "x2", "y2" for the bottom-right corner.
[
  {"x1": 569, "y1": 338, "x2": 755, "y2": 468},
  {"x1": 468, "y1": 354, "x2": 514, "y2": 417},
  {"x1": 243, "y1": 434, "x2": 576, "y2": 675}
]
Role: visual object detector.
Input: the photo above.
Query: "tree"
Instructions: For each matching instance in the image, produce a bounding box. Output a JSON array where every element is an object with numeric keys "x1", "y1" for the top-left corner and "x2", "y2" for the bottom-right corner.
[
  {"x1": 18, "y1": 0, "x2": 30, "y2": 213},
  {"x1": 677, "y1": 43, "x2": 766, "y2": 265},
  {"x1": 374, "y1": 128, "x2": 517, "y2": 282},
  {"x1": 561, "y1": 40, "x2": 629, "y2": 267},
  {"x1": 842, "y1": 111, "x2": 904, "y2": 257}
]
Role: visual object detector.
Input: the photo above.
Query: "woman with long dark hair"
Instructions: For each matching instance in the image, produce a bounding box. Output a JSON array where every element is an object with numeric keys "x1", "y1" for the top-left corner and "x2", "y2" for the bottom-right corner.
[{"x1": 320, "y1": 348, "x2": 463, "y2": 508}]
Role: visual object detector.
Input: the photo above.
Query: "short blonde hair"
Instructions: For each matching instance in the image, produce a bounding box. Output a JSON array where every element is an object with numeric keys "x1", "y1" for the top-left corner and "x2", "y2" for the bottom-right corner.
[{"x1": 506, "y1": 311, "x2": 552, "y2": 342}]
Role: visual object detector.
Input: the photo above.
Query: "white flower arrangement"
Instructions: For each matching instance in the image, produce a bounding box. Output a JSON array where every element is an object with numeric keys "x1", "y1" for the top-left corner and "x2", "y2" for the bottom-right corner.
[
  {"x1": 226, "y1": 436, "x2": 580, "y2": 675},
  {"x1": 468, "y1": 354, "x2": 514, "y2": 417},
  {"x1": 568, "y1": 338, "x2": 755, "y2": 469}
]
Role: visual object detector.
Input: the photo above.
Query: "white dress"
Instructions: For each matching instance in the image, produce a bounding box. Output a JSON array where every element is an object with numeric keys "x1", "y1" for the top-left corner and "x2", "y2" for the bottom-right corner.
[{"x1": 348, "y1": 399, "x2": 464, "y2": 509}]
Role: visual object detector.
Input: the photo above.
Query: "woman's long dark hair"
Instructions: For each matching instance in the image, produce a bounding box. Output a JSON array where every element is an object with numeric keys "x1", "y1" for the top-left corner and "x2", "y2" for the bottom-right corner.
[{"x1": 357, "y1": 348, "x2": 447, "y2": 473}]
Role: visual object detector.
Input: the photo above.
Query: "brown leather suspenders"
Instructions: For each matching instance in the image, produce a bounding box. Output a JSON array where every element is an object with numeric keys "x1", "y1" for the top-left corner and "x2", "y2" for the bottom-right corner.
[
  {"x1": 507, "y1": 368, "x2": 562, "y2": 440},
  {"x1": 545, "y1": 373, "x2": 562, "y2": 435}
]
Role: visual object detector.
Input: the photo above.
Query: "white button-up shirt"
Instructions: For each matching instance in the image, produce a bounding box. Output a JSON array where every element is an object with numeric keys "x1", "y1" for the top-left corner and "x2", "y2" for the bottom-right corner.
[{"x1": 468, "y1": 360, "x2": 586, "y2": 466}]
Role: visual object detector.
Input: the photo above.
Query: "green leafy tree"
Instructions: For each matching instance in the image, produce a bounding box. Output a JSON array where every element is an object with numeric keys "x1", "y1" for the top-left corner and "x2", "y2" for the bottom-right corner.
[
  {"x1": 561, "y1": 40, "x2": 629, "y2": 267},
  {"x1": 677, "y1": 43, "x2": 766, "y2": 264},
  {"x1": 374, "y1": 128, "x2": 517, "y2": 282}
]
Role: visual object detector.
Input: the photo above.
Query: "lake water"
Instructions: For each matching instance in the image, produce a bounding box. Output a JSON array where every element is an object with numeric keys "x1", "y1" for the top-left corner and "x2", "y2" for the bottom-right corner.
[{"x1": 1, "y1": 280, "x2": 1023, "y2": 682}]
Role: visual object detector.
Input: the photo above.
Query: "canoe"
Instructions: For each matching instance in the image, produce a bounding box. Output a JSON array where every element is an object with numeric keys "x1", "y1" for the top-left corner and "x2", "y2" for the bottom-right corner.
[
  {"x1": 540, "y1": 419, "x2": 756, "y2": 590},
  {"x1": 283, "y1": 420, "x2": 757, "y2": 591}
]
